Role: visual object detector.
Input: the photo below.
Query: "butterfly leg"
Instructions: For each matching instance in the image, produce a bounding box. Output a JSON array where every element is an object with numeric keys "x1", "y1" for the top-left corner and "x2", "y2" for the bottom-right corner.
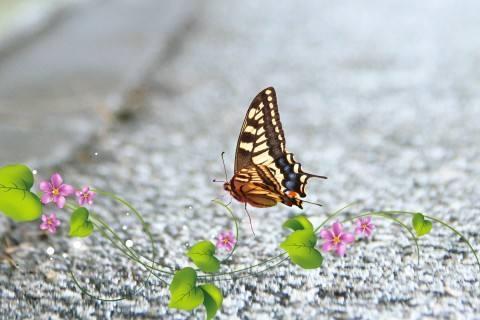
[{"x1": 244, "y1": 203, "x2": 256, "y2": 237}]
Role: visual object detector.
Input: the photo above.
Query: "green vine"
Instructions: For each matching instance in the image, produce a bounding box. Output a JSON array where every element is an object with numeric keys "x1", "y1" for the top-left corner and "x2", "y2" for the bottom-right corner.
[{"x1": 0, "y1": 164, "x2": 478, "y2": 319}]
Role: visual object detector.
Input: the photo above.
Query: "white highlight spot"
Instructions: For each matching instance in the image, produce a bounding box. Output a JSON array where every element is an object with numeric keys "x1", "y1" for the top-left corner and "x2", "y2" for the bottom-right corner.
[
  {"x1": 93, "y1": 152, "x2": 99, "y2": 156},
  {"x1": 122, "y1": 225, "x2": 127, "y2": 230},
  {"x1": 32, "y1": 169, "x2": 37, "y2": 175},
  {"x1": 265, "y1": 89, "x2": 272, "y2": 95},
  {"x1": 73, "y1": 240, "x2": 84, "y2": 250},
  {"x1": 125, "y1": 240, "x2": 133, "y2": 248},
  {"x1": 267, "y1": 96, "x2": 272, "y2": 101},
  {"x1": 46, "y1": 247, "x2": 55, "y2": 255}
]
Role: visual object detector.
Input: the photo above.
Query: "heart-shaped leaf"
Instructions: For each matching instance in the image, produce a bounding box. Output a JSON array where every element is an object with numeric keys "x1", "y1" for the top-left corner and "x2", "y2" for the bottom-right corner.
[
  {"x1": 69, "y1": 207, "x2": 94, "y2": 237},
  {"x1": 412, "y1": 213, "x2": 432, "y2": 237},
  {"x1": 0, "y1": 164, "x2": 42, "y2": 222},
  {"x1": 200, "y1": 284, "x2": 223, "y2": 320},
  {"x1": 280, "y1": 229, "x2": 323, "y2": 269},
  {"x1": 168, "y1": 267, "x2": 204, "y2": 311},
  {"x1": 186, "y1": 241, "x2": 220, "y2": 273},
  {"x1": 282, "y1": 215, "x2": 313, "y2": 231}
]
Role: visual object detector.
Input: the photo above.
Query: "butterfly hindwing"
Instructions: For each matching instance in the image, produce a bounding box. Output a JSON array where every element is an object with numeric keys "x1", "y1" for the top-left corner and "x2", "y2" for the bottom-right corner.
[{"x1": 231, "y1": 166, "x2": 286, "y2": 208}]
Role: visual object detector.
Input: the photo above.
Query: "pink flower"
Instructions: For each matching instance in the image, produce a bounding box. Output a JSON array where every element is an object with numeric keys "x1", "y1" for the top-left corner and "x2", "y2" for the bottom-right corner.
[
  {"x1": 355, "y1": 216, "x2": 375, "y2": 237},
  {"x1": 320, "y1": 221, "x2": 355, "y2": 256},
  {"x1": 40, "y1": 213, "x2": 61, "y2": 234},
  {"x1": 39, "y1": 173, "x2": 74, "y2": 208},
  {"x1": 216, "y1": 230, "x2": 236, "y2": 251},
  {"x1": 75, "y1": 187, "x2": 96, "y2": 206}
]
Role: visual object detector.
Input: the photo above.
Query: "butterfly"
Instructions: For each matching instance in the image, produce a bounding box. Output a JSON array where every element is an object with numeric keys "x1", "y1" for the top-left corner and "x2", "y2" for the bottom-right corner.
[{"x1": 222, "y1": 87, "x2": 327, "y2": 211}]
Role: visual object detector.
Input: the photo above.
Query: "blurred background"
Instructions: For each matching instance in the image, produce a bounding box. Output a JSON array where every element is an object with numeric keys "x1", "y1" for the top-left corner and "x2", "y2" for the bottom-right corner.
[{"x1": 1, "y1": 0, "x2": 479, "y2": 318}]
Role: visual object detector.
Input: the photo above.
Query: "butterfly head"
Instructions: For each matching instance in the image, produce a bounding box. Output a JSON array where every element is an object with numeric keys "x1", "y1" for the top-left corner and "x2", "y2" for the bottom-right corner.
[{"x1": 223, "y1": 181, "x2": 232, "y2": 192}]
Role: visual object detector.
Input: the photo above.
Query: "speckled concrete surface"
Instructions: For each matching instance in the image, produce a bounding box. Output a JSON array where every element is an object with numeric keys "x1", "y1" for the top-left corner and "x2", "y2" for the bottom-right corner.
[{"x1": 1, "y1": 1, "x2": 480, "y2": 319}]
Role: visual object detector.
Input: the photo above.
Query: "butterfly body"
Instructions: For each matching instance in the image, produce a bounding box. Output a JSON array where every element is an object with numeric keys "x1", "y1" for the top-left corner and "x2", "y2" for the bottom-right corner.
[{"x1": 223, "y1": 87, "x2": 326, "y2": 209}]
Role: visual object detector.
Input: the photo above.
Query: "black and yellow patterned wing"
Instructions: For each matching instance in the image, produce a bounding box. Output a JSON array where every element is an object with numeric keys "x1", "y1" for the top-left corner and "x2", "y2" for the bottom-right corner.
[{"x1": 234, "y1": 87, "x2": 326, "y2": 198}]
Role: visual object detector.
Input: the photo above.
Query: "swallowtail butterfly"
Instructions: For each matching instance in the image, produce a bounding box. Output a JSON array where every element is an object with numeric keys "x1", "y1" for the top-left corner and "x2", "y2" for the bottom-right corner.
[{"x1": 223, "y1": 87, "x2": 327, "y2": 210}]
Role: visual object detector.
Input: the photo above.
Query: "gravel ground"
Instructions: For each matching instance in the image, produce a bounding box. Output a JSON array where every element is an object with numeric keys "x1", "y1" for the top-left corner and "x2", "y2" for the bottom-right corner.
[{"x1": 1, "y1": 1, "x2": 480, "y2": 319}]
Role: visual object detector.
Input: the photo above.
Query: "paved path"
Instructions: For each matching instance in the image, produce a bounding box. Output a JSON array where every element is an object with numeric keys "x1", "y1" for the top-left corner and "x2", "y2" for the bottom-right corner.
[
  {"x1": 1, "y1": 0, "x2": 480, "y2": 319},
  {"x1": 0, "y1": 0, "x2": 192, "y2": 166}
]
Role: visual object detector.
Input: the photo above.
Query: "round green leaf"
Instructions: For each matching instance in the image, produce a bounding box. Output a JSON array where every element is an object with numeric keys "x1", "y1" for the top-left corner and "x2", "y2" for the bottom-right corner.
[
  {"x1": 200, "y1": 284, "x2": 223, "y2": 320},
  {"x1": 168, "y1": 267, "x2": 204, "y2": 311},
  {"x1": 282, "y1": 215, "x2": 314, "y2": 231},
  {"x1": 186, "y1": 240, "x2": 220, "y2": 273},
  {"x1": 280, "y1": 229, "x2": 323, "y2": 269},
  {"x1": 412, "y1": 213, "x2": 432, "y2": 237},
  {"x1": 0, "y1": 164, "x2": 42, "y2": 222},
  {"x1": 69, "y1": 207, "x2": 94, "y2": 238}
]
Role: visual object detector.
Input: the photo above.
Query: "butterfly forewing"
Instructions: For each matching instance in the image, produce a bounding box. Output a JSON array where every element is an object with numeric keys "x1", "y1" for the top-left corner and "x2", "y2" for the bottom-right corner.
[{"x1": 233, "y1": 87, "x2": 325, "y2": 200}]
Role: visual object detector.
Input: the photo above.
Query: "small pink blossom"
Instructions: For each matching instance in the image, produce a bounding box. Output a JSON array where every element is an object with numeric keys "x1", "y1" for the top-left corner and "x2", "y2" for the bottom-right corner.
[
  {"x1": 216, "y1": 230, "x2": 236, "y2": 251},
  {"x1": 39, "y1": 173, "x2": 74, "y2": 208},
  {"x1": 39, "y1": 213, "x2": 61, "y2": 234},
  {"x1": 355, "y1": 216, "x2": 375, "y2": 237},
  {"x1": 320, "y1": 221, "x2": 355, "y2": 256},
  {"x1": 75, "y1": 187, "x2": 96, "y2": 206}
]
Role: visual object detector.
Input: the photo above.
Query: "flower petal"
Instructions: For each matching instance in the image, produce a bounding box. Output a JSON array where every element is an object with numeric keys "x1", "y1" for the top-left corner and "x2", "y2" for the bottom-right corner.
[
  {"x1": 332, "y1": 221, "x2": 343, "y2": 235},
  {"x1": 40, "y1": 223, "x2": 49, "y2": 230},
  {"x1": 56, "y1": 196, "x2": 66, "y2": 209},
  {"x1": 320, "y1": 229, "x2": 333, "y2": 240},
  {"x1": 41, "y1": 193, "x2": 52, "y2": 204},
  {"x1": 335, "y1": 243, "x2": 346, "y2": 256},
  {"x1": 341, "y1": 232, "x2": 355, "y2": 244},
  {"x1": 39, "y1": 181, "x2": 51, "y2": 192},
  {"x1": 322, "y1": 242, "x2": 333, "y2": 252},
  {"x1": 50, "y1": 173, "x2": 63, "y2": 188},
  {"x1": 59, "y1": 184, "x2": 75, "y2": 196}
]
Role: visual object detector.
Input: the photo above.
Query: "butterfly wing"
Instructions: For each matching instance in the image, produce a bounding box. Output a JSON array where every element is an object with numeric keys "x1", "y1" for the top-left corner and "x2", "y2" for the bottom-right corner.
[
  {"x1": 232, "y1": 166, "x2": 286, "y2": 208},
  {"x1": 234, "y1": 87, "x2": 326, "y2": 198}
]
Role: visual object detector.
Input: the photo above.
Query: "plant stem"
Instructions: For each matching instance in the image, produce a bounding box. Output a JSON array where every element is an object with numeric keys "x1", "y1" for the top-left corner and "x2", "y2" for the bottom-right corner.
[{"x1": 212, "y1": 199, "x2": 239, "y2": 262}]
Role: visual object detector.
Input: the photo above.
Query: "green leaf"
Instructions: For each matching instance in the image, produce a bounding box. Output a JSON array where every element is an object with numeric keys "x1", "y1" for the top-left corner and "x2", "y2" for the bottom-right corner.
[
  {"x1": 280, "y1": 229, "x2": 323, "y2": 269},
  {"x1": 412, "y1": 213, "x2": 432, "y2": 237},
  {"x1": 200, "y1": 284, "x2": 223, "y2": 320},
  {"x1": 69, "y1": 207, "x2": 94, "y2": 237},
  {"x1": 0, "y1": 164, "x2": 42, "y2": 222},
  {"x1": 282, "y1": 215, "x2": 314, "y2": 231},
  {"x1": 186, "y1": 241, "x2": 220, "y2": 273},
  {"x1": 168, "y1": 267, "x2": 204, "y2": 311}
]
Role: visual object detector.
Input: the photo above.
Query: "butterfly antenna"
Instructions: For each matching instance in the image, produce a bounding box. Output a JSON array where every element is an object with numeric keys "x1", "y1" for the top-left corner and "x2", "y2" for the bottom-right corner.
[
  {"x1": 244, "y1": 203, "x2": 256, "y2": 237},
  {"x1": 221, "y1": 151, "x2": 228, "y2": 182},
  {"x1": 302, "y1": 199, "x2": 324, "y2": 207}
]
